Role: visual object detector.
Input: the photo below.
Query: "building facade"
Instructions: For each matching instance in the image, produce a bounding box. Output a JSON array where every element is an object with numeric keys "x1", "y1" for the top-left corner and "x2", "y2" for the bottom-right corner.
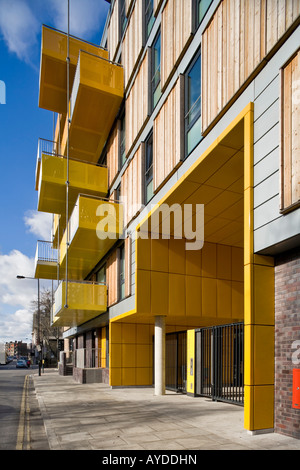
[{"x1": 33, "y1": 0, "x2": 300, "y2": 439}]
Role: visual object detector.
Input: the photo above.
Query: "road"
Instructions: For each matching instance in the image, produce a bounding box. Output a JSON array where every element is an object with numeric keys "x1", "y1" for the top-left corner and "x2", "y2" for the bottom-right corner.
[{"x1": 0, "y1": 360, "x2": 49, "y2": 450}]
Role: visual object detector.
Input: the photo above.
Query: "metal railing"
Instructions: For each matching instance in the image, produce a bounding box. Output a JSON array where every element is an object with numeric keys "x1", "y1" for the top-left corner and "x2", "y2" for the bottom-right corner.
[
  {"x1": 75, "y1": 348, "x2": 103, "y2": 369},
  {"x1": 37, "y1": 137, "x2": 58, "y2": 162},
  {"x1": 35, "y1": 240, "x2": 58, "y2": 263}
]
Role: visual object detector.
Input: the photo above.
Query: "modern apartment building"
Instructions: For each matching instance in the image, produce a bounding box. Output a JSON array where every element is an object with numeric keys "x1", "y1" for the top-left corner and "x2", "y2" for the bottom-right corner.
[{"x1": 33, "y1": 0, "x2": 300, "y2": 439}]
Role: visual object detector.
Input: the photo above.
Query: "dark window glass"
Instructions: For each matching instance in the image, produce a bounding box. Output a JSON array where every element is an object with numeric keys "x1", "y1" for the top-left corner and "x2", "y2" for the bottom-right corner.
[
  {"x1": 120, "y1": 0, "x2": 127, "y2": 37},
  {"x1": 185, "y1": 52, "x2": 201, "y2": 156},
  {"x1": 196, "y1": 0, "x2": 213, "y2": 27},
  {"x1": 145, "y1": 0, "x2": 155, "y2": 40},
  {"x1": 145, "y1": 132, "x2": 153, "y2": 203},
  {"x1": 151, "y1": 31, "x2": 161, "y2": 110},
  {"x1": 96, "y1": 265, "x2": 106, "y2": 284},
  {"x1": 119, "y1": 112, "x2": 126, "y2": 168},
  {"x1": 119, "y1": 244, "x2": 125, "y2": 300}
]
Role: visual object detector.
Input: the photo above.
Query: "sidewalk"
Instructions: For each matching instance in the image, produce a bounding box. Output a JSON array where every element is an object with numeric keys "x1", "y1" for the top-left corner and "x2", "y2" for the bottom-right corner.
[{"x1": 31, "y1": 369, "x2": 300, "y2": 451}]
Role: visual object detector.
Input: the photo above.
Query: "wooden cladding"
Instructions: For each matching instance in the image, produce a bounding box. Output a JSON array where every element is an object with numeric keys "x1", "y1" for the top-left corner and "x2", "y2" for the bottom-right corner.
[
  {"x1": 107, "y1": 124, "x2": 119, "y2": 187},
  {"x1": 121, "y1": 145, "x2": 143, "y2": 227},
  {"x1": 106, "y1": 250, "x2": 118, "y2": 306},
  {"x1": 122, "y1": 0, "x2": 144, "y2": 87},
  {"x1": 125, "y1": 52, "x2": 149, "y2": 154},
  {"x1": 281, "y1": 49, "x2": 300, "y2": 211},
  {"x1": 106, "y1": 240, "x2": 131, "y2": 305},
  {"x1": 202, "y1": 0, "x2": 300, "y2": 132},
  {"x1": 161, "y1": 0, "x2": 193, "y2": 89},
  {"x1": 107, "y1": 0, "x2": 120, "y2": 61},
  {"x1": 153, "y1": 75, "x2": 184, "y2": 191}
]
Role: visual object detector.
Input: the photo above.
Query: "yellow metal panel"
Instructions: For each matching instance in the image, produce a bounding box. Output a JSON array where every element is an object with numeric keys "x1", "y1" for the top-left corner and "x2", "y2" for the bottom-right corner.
[
  {"x1": 34, "y1": 261, "x2": 58, "y2": 280},
  {"x1": 185, "y1": 246, "x2": 202, "y2": 276},
  {"x1": 62, "y1": 51, "x2": 124, "y2": 163},
  {"x1": 136, "y1": 238, "x2": 151, "y2": 270},
  {"x1": 231, "y1": 281, "x2": 244, "y2": 320},
  {"x1": 169, "y1": 238, "x2": 186, "y2": 274},
  {"x1": 185, "y1": 276, "x2": 202, "y2": 316},
  {"x1": 122, "y1": 344, "x2": 136, "y2": 367},
  {"x1": 136, "y1": 345, "x2": 151, "y2": 367},
  {"x1": 135, "y1": 270, "x2": 151, "y2": 313},
  {"x1": 37, "y1": 154, "x2": 108, "y2": 215},
  {"x1": 202, "y1": 278, "x2": 217, "y2": 317},
  {"x1": 110, "y1": 344, "x2": 122, "y2": 368},
  {"x1": 122, "y1": 368, "x2": 136, "y2": 386},
  {"x1": 202, "y1": 242, "x2": 217, "y2": 278},
  {"x1": 217, "y1": 245, "x2": 231, "y2": 280},
  {"x1": 217, "y1": 280, "x2": 232, "y2": 318},
  {"x1": 59, "y1": 195, "x2": 123, "y2": 280},
  {"x1": 244, "y1": 385, "x2": 274, "y2": 431},
  {"x1": 151, "y1": 271, "x2": 169, "y2": 315},
  {"x1": 136, "y1": 368, "x2": 152, "y2": 385},
  {"x1": 253, "y1": 264, "x2": 275, "y2": 326},
  {"x1": 169, "y1": 273, "x2": 186, "y2": 316},
  {"x1": 39, "y1": 25, "x2": 108, "y2": 113},
  {"x1": 122, "y1": 323, "x2": 136, "y2": 344},
  {"x1": 151, "y1": 239, "x2": 169, "y2": 273}
]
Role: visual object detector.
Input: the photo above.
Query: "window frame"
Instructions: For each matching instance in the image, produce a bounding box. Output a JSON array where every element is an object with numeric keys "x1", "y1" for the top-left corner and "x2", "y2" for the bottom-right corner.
[
  {"x1": 119, "y1": 109, "x2": 126, "y2": 169},
  {"x1": 118, "y1": 243, "x2": 125, "y2": 301},
  {"x1": 184, "y1": 49, "x2": 202, "y2": 158},
  {"x1": 193, "y1": 0, "x2": 214, "y2": 32},
  {"x1": 145, "y1": 0, "x2": 155, "y2": 42},
  {"x1": 151, "y1": 29, "x2": 162, "y2": 112},
  {"x1": 144, "y1": 130, "x2": 154, "y2": 204},
  {"x1": 119, "y1": 0, "x2": 127, "y2": 40}
]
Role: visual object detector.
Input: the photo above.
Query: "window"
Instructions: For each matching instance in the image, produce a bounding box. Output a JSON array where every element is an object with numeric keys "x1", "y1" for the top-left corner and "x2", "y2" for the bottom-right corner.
[
  {"x1": 96, "y1": 265, "x2": 106, "y2": 284},
  {"x1": 145, "y1": 0, "x2": 155, "y2": 40},
  {"x1": 195, "y1": 0, "x2": 213, "y2": 29},
  {"x1": 144, "y1": 131, "x2": 153, "y2": 203},
  {"x1": 119, "y1": 243, "x2": 125, "y2": 301},
  {"x1": 185, "y1": 51, "x2": 202, "y2": 156},
  {"x1": 119, "y1": 0, "x2": 127, "y2": 38},
  {"x1": 119, "y1": 110, "x2": 126, "y2": 168},
  {"x1": 151, "y1": 30, "x2": 161, "y2": 110}
]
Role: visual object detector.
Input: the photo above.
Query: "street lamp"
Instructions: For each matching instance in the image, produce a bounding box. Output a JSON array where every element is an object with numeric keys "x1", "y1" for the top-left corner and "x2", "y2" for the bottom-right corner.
[{"x1": 16, "y1": 275, "x2": 42, "y2": 374}]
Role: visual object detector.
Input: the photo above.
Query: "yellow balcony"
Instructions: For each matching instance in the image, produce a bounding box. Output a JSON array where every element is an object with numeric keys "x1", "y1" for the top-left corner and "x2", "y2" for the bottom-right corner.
[
  {"x1": 60, "y1": 50, "x2": 124, "y2": 163},
  {"x1": 36, "y1": 143, "x2": 108, "y2": 215},
  {"x1": 34, "y1": 240, "x2": 59, "y2": 280},
  {"x1": 51, "y1": 280, "x2": 107, "y2": 327},
  {"x1": 60, "y1": 194, "x2": 123, "y2": 280},
  {"x1": 39, "y1": 25, "x2": 108, "y2": 113}
]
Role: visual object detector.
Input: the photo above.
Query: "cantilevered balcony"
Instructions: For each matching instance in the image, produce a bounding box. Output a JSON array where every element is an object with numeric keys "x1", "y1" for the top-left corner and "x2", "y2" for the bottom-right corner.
[
  {"x1": 51, "y1": 280, "x2": 107, "y2": 327},
  {"x1": 35, "y1": 138, "x2": 108, "y2": 215},
  {"x1": 34, "y1": 240, "x2": 59, "y2": 280},
  {"x1": 59, "y1": 194, "x2": 123, "y2": 280},
  {"x1": 39, "y1": 25, "x2": 108, "y2": 114},
  {"x1": 60, "y1": 50, "x2": 124, "y2": 163}
]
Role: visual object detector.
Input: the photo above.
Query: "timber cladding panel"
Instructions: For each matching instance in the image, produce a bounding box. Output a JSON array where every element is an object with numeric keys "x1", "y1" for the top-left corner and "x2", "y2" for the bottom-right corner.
[
  {"x1": 107, "y1": 0, "x2": 120, "y2": 61},
  {"x1": 153, "y1": 75, "x2": 184, "y2": 191},
  {"x1": 202, "y1": 0, "x2": 300, "y2": 133},
  {"x1": 125, "y1": 52, "x2": 149, "y2": 154},
  {"x1": 281, "y1": 49, "x2": 300, "y2": 211},
  {"x1": 107, "y1": 124, "x2": 119, "y2": 187},
  {"x1": 161, "y1": 0, "x2": 193, "y2": 89},
  {"x1": 121, "y1": 145, "x2": 143, "y2": 227},
  {"x1": 122, "y1": 0, "x2": 144, "y2": 87}
]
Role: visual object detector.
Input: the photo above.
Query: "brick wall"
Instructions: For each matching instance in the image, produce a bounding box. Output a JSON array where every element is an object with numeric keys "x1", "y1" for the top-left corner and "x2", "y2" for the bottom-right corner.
[{"x1": 274, "y1": 247, "x2": 300, "y2": 439}]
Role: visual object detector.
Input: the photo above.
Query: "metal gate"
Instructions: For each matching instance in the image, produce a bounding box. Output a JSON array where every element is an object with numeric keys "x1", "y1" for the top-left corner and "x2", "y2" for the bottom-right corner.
[
  {"x1": 166, "y1": 331, "x2": 187, "y2": 393},
  {"x1": 195, "y1": 323, "x2": 244, "y2": 405}
]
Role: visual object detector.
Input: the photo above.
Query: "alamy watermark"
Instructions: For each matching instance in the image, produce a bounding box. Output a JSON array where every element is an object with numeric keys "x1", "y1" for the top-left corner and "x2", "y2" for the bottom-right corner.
[
  {"x1": 96, "y1": 201, "x2": 204, "y2": 251},
  {"x1": 0, "y1": 81, "x2": 6, "y2": 104}
]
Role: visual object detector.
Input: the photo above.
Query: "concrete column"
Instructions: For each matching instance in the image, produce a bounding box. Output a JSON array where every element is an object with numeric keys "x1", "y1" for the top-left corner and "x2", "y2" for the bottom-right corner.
[{"x1": 154, "y1": 315, "x2": 166, "y2": 395}]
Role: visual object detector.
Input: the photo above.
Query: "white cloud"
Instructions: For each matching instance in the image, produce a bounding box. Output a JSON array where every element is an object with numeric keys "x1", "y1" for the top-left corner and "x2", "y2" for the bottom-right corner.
[
  {"x1": 0, "y1": 0, "x2": 109, "y2": 65},
  {"x1": 0, "y1": 0, "x2": 39, "y2": 64},
  {"x1": 49, "y1": 0, "x2": 109, "y2": 40},
  {"x1": 0, "y1": 309, "x2": 33, "y2": 344},
  {"x1": 24, "y1": 210, "x2": 52, "y2": 241}
]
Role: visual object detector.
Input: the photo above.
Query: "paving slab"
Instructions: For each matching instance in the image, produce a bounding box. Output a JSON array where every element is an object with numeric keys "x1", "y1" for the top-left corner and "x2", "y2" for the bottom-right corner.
[{"x1": 32, "y1": 369, "x2": 300, "y2": 451}]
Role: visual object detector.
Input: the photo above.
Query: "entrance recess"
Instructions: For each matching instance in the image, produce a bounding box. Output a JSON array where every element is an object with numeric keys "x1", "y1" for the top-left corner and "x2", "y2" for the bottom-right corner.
[
  {"x1": 195, "y1": 323, "x2": 244, "y2": 405},
  {"x1": 166, "y1": 331, "x2": 187, "y2": 393}
]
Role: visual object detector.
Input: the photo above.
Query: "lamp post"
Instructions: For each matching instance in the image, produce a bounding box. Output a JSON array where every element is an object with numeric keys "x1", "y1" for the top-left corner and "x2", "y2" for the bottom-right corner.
[{"x1": 16, "y1": 275, "x2": 42, "y2": 375}]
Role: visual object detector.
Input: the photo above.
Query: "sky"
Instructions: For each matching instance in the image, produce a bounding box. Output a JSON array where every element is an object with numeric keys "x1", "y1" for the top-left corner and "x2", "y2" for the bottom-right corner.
[{"x1": 0, "y1": 0, "x2": 110, "y2": 344}]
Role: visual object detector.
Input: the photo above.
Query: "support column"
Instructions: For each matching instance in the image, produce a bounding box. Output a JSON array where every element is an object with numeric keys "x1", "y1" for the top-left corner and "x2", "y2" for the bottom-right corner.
[
  {"x1": 154, "y1": 315, "x2": 166, "y2": 395},
  {"x1": 244, "y1": 107, "x2": 275, "y2": 433}
]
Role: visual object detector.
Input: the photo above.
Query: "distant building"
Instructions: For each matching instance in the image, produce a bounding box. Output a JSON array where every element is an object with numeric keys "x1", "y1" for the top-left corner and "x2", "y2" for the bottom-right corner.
[{"x1": 5, "y1": 341, "x2": 28, "y2": 358}]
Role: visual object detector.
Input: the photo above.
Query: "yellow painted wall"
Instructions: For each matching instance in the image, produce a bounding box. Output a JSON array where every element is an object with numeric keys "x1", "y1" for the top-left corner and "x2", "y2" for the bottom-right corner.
[{"x1": 187, "y1": 329, "x2": 195, "y2": 395}]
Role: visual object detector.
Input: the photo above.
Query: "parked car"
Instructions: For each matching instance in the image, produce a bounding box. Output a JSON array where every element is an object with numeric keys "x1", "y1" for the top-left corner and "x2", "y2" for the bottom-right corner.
[{"x1": 16, "y1": 359, "x2": 28, "y2": 368}]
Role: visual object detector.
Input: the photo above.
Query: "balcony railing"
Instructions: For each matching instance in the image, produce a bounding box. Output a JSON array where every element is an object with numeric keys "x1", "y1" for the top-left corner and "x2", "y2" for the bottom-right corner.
[
  {"x1": 75, "y1": 348, "x2": 104, "y2": 369},
  {"x1": 34, "y1": 240, "x2": 59, "y2": 280},
  {"x1": 35, "y1": 240, "x2": 58, "y2": 263}
]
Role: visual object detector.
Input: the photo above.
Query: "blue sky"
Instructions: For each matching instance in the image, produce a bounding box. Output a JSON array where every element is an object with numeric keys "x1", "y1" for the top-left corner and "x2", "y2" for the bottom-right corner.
[{"x1": 0, "y1": 0, "x2": 110, "y2": 344}]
